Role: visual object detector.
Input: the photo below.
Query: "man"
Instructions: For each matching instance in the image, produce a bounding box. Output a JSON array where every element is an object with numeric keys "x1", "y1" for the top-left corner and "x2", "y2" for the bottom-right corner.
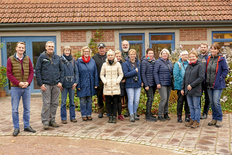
[
  {"x1": 198, "y1": 43, "x2": 210, "y2": 119},
  {"x1": 7, "y1": 42, "x2": 36, "y2": 136},
  {"x1": 92, "y1": 43, "x2": 107, "y2": 118},
  {"x1": 121, "y1": 40, "x2": 130, "y2": 61},
  {"x1": 35, "y1": 41, "x2": 64, "y2": 130}
]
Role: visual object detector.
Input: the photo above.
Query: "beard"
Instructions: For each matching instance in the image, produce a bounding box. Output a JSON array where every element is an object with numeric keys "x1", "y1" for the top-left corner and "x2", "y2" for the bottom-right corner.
[{"x1": 122, "y1": 47, "x2": 130, "y2": 52}]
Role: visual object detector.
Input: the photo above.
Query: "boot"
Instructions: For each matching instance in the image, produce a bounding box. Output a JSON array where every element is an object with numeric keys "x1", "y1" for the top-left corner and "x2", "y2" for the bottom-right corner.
[
  {"x1": 208, "y1": 120, "x2": 217, "y2": 126},
  {"x1": 108, "y1": 116, "x2": 112, "y2": 123},
  {"x1": 177, "y1": 114, "x2": 182, "y2": 123},
  {"x1": 134, "y1": 113, "x2": 140, "y2": 120},
  {"x1": 191, "y1": 120, "x2": 200, "y2": 128},
  {"x1": 130, "y1": 114, "x2": 135, "y2": 122},
  {"x1": 164, "y1": 113, "x2": 170, "y2": 120},
  {"x1": 146, "y1": 116, "x2": 157, "y2": 122},
  {"x1": 185, "y1": 114, "x2": 190, "y2": 122},
  {"x1": 185, "y1": 119, "x2": 194, "y2": 127},
  {"x1": 112, "y1": 116, "x2": 116, "y2": 124},
  {"x1": 216, "y1": 120, "x2": 222, "y2": 128},
  {"x1": 158, "y1": 116, "x2": 165, "y2": 122}
]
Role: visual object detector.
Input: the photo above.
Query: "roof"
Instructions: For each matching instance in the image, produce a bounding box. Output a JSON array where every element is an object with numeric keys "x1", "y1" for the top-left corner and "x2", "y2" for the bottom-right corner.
[{"x1": 0, "y1": 0, "x2": 232, "y2": 24}]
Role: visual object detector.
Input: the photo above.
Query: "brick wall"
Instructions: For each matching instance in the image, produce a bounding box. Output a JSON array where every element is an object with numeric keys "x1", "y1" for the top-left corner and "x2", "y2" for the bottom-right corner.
[
  {"x1": 61, "y1": 31, "x2": 86, "y2": 42},
  {"x1": 180, "y1": 29, "x2": 207, "y2": 41},
  {"x1": 182, "y1": 44, "x2": 201, "y2": 51},
  {"x1": 91, "y1": 30, "x2": 114, "y2": 42}
]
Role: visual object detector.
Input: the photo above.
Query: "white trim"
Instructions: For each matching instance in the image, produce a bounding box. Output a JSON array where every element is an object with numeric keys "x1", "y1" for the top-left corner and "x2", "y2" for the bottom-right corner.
[
  {"x1": 114, "y1": 30, "x2": 119, "y2": 50},
  {"x1": 56, "y1": 31, "x2": 61, "y2": 55},
  {"x1": 86, "y1": 30, "x2": 91, "y2": 45},
  {"x1": 179, "y1": 41, "x2": 207, "y2": 45}
]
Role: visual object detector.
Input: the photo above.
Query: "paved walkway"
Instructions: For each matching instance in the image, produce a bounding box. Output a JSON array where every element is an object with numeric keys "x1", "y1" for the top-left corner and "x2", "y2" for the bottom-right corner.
[{"x1": 0, "y1": 96, "x2": 231, "y2": 154}]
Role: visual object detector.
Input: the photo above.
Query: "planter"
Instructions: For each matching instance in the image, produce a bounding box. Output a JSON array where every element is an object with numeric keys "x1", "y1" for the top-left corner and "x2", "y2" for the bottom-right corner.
[{"x1": 0, "y1": 90, "x2": 6, "y2": 97}]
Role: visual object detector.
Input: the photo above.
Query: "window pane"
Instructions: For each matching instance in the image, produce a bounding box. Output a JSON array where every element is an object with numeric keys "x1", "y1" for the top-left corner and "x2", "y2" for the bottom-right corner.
[
  {"x1": 121, "y1": 35, "x2": 143, "y2": 41},
  {"x1": 214, "y1": 42, "x2": 232, "y2": 49},
  {"x1": 151, "y1": 44, "x2": 172, "y2": 59},
  {"x1": 213, "y1": 33, "x2": 232, "y2": 39},
  {"x1": 130, "y1": 44, "x2": 142, "y2": 60},
  {"x1": 151, "y1": 35, "x2": 172, "y2": 41}
]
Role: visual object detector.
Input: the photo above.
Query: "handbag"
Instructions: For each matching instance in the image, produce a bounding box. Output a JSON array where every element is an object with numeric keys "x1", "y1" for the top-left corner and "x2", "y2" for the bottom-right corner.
[{"x1": 162, "y1": 60, "x2": 175, "y2": 90}]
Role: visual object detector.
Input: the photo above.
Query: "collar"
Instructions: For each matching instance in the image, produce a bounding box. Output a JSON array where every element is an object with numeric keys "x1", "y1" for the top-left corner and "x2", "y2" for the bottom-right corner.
[{"x1": 16, "y1": 53, "x2": 23, "y2": 60}]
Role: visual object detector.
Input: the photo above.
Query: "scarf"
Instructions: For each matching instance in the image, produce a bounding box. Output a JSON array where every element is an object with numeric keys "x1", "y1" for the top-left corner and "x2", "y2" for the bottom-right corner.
[
  {"x1": 63, "y1": 54, "x2": 73, "y2": 61},
  {"x1": 82, "y1": 55, "x2": 90, "y2": 63},
  {"x1": 108, "y1": 59, "x2": 114, "y2": 65}
]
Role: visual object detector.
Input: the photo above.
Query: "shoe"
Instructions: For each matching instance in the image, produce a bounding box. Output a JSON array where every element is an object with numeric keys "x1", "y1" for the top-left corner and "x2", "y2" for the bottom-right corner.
[
  {"x1": 124, "y1": 111, "x2": 130, "y2": 117},
  {"x1": 151, "y1": 115, "x2": 156, "y2": 119},
  {"x1": 136, "y1": 113, "x2": 140, "y2": 117},
  {"x1": 185, "y1": 119, "x2": 194, "y2": 127},
  {"x1": 112, "y1": 116, "x2": 116, "y2": 123},
  {"x1": 158, "y1": 116, "x2": 165, "y2": 122},
  {"x1": 185, "y1": 114, "x2": 190, "y2": 122},
  {"x1": 200, "y1": 113, "x2": 207, "y2": 119},
  {"x1": 71, "y1": 119, "x2": 77, "y2": 123},
  {"x1": 134, "y1": 113, "x2": 140, "y2": 120},
  {"x1": 177, "y1": 115, "x2": 182, "y2": 123},
  {"x1": 43, "y1": 124, "x2": 49, "y2": 130},
  {"x1": 13, "y1": 128, "x2": 20, "y2": 136},
  {"x1": 98, "y1": 113, "x2": 103, "y2": 118},
  {"x1": 82, "y1": 117, "x2": 87, "y2": 121},
  {"x1": 208, "y1": 119, "x2": 217, "y2": 126},
  {"x1": 146, "y1": 116, "x2": 157, "y2": 122},
  {"x1": 216, "y1": 121, "x2": 222, "y2": 128},
  {"x1": 130, "y1": 114, "x2": 135, "y2": 122},
  {"x1": 118, "y1": 115, "x2": 124, "y2": 121},
  {"x1": 191, "y1": 120, "x2": 200, "y2": 128},
  {"x1": 49, "y1": 122, "x2": 59, "y2": 128},
  {"x1": 164, "y1": 113, "x2": 171, "y2": 120},
  {"x1": 24, "y1": 126, "x2": 36, "y2": 133},
  {"x1": 87, "y1": 116, "x2": 92, "y2": 121},
  {"x1": 108, "y1": 116, "x2": 113, "y2": 123},
  {"x1": 62, "y1": 120, "x2": 68, "y2": 124}
]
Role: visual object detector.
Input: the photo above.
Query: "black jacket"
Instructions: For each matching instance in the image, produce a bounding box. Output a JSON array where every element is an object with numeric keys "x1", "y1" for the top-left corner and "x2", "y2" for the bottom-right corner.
[
  {"x1": 182, "y1": 60, "x2": 204, "y2": 97},
  {"x1": 92, "y1": 52, "x2": 107, "y2": 80}
]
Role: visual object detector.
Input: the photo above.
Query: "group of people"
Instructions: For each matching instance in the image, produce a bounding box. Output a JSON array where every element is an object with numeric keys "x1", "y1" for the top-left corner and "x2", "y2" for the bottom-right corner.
[{"x1": 7, "y1": 40, "x2": 228, "y2": 137}]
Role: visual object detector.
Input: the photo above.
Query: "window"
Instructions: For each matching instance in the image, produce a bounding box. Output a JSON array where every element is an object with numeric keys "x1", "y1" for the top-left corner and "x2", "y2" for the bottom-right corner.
[
  {"x1": 119, "y1": 33, "x2": 145, "y2": 60},
  {"x1": 212, "y1": 31, "x2": 232, "y2": 49},
  {"x1": 149, "y1": 33, "x2": 175, "y2": 59}
]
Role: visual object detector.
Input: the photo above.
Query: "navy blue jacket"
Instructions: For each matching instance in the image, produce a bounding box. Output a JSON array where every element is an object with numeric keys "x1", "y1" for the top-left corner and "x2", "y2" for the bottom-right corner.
[
  {"x1": 76, "y1": 57, "x2": 99, "y2": 97},
  {"x1": 122, "y1": 58, "x2": 142, "y2": 88},
  {"x1": 61, "y1": 55, "x2": 79, "y2": 88},
  {"x1": 154, "y1": 58, "x2": 173, "y2": 86},
  {"x1": 141, "y1": 57, "x2": 156, "y2": 87},
  {"x1": 35, "y1": 51, "x2": 64, "y2": 87}
]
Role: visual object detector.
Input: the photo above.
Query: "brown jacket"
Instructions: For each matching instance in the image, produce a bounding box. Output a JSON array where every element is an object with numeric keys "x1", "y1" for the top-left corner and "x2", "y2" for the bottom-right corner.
[{"x1": 100, "y1": 58, "x2": 123, "y2": 96}]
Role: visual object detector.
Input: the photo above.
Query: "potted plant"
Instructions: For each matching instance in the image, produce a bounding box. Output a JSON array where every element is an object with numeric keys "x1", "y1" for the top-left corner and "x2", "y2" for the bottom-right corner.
[{"x1": 0, "y1": 66, "x2": 7, "y2": 97}]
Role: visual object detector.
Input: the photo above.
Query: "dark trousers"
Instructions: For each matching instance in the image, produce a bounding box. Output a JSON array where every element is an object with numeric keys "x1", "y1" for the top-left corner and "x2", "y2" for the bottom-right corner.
[
  {"x1": 177, "y1": 90, "x2": 190, "y2": 116},
  {"x1": 145, "y1": 85, "x2": 157, "y2": 117},
  {"x1": 118, "y1": 97, "x2": 122, "y2": 115},
  {"x1": 200, "y1": 83, "x2": 210, "y2": 115},
  {"x1": 97, "y1": 81, "x2": 104, "y2": 113},
  {"x1": 105, "y1": 95, "x2": 119, "y2": 117}
]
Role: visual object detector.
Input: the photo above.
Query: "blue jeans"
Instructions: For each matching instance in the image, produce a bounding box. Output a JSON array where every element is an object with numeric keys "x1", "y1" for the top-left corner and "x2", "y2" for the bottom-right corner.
[
  {"x1": 80, "y1": 96, "x2": 92, "y2": 117},
  {"x1": 126, "y1": 87, "x2": 141, "y2": 115},
  {"x1": 11, "y1": 86, "x2": 31, "y2": 129},
  {"x1": 187, "y1": 95, "x2": 201, "y2": 123},
  {"x1": 61, "y1": 87, "x2": 76, "y2": 120},
  {"x1": 207, "y1": 89, "x2": 223, "y2": 121}
]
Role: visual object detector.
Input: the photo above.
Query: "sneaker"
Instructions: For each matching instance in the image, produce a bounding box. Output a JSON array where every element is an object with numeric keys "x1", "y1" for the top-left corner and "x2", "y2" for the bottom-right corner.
[
  {"x1": 200, "y1": 113, "x2": 207, "y2": 119},
  {"x1": 185, "y1": 119, "x2": 194, "y2": 127},
  {"x1": 124, "y1": 111, "x2": 130, "y2": 117},
  {"x1": 87, "y1": 116, "x2": 92, "y2": 121},
  {"x1": 71, "y1": 119, "x2": 77, "y2": 123},
  {"x1": 98, "y1": 113, "x2": 103, "y2": 118},
  {"x1": 49, "y1": 122, "x2": 59, "y2": 128},
  {"x1": 112, "y1": 116, "x2": 116, "y2": 123},
  {"x1": 191, "y1": 120, "x2": 199, "y2": 128},
  {"x1": 185, "y1": 114, "x2": 190, "y2": 122},
  {"x1": 177, "y1": 115, "x2": 182, "y2": 123},
  {"x1": 130, "y1": 114, "x2": 135, "y2": 122},
  {"x1": 134, "y1": 113, "x2": 140, "y2": 120},
  {"x1": 108, "y1": 116, "x2": 112, "y2": 123},
  {"x1": 118, "y1": 115, "x2": 124, "y2": 121},
  {"x1": 82, "y1": 117, "x2": 87, "y2": 121},
  {"x1": 216, "y1": 121, "x2": 222, "y2": 128},
  {"x1": 43, "y1": 124, "x2": 49, "y2": 130},
  {"x1": 164, "y1": 113, "x2": 171, "y2": 120},
  {"x1": 158, "y1": 116, "x2": 165, "y2": 122},
  {"x1": 208, "y1": 120, "x2": 217, "y2": 126},
  {"x1": 146, "y1": 116, "x2": 157, "y2": 122},
  {"x1": 62, "y1": 120, "x2": 67, "y2": 124}
]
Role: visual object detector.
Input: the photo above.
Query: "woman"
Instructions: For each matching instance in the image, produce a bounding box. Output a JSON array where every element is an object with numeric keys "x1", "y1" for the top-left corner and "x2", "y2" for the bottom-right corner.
[
  {"x1": 206, "y1": 43, "x2": 228, "y2": 128},
  {"x1": 154, "y1": 49, "x2": 173, "y2": 121},
  {"x1": 60, "y1": 46, "x2": 79, "y2": 124},
  {"x1": 122, "y1": 49, "x2": 142, "y2": 122},
  {"x1": 173, "y1": 50, "x2": 190, "y2": 123},
  {"x1": 76, "y1": 46, "x2": 99, "y2": 121},
  {"x1": 100, "y1": 50, "x2": 123, "y2": 123},
  {"x1": 141, "y1": 48, "x2": 157, "y2": 122},
  {"x1": 181, "y1": 50, "x2": 204, "y2": 128}
]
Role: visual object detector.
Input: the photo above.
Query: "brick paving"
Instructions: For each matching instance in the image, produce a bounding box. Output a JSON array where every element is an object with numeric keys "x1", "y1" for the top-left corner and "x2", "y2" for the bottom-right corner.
[{"x1": 0, "y1": 96, "x2": 231, "y2": 154}]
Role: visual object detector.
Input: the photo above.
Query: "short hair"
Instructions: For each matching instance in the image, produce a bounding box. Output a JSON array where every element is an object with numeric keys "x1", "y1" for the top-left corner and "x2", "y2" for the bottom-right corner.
[
  {"x1": 159, "y1": 48, "x2": 171, "y2": 58},
  {"x1": 180, "y1": 50, "x2": 188, "y2": 57},
  {"x1": 63, "y1": 45, "x2": 72, "y2": 53},
  {"x1": 146, "y1": 48, "x2": 154, "y2": 54},
  {"x1": 189, "y1": 50, "x2": 198, "y2": 58},
  {"x1": 81, "y1": 46, "x2": 92, "y2": 57},
  {"x1": 128, "y1": 49, "x2": 137, "y2": 55},
  {"x1": 107, "y1": 49, "x2": 115, "y2": 56},
  {"x1": 211, "y1": 43, "x2": 221, "y2": 53},
  {"x1": 16, "y1": 42, "x2": 25, "y2": 47},
  {"x1": 121, "y1": 40, "x2": 129, "y2": 45},
  {"x1": 45, "y1": 41, "x2": 54, "y2": 47},
  {"x1": 201, "y1": 42, "x2": 208, "y2": 47},
  {"x1": 115, "y1": 50, "x2": 121, "y2": 55}
]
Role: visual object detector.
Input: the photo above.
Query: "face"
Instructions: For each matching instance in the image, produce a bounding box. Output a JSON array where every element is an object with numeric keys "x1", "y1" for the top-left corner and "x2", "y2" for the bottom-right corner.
[
  {"x1": 122, "y1": 41, "x2": 129, "y2": 52},
  {"x1": 161, "y1": 51, "x2": 168, "y2": 60},
  {"x1": 189, "y1": 53, "x2": 197, "y2": 63},
  {"x1": 181, "y1": 53, "x2": 188, "y2": 61},
  {"x1": 107, "y1": 54, "x2": 115, "y2": 61},
  {"x1": 129, "y1": 52, "x2": 136, "y2": 60},
  {"x1": 211, "y1": 47, "x2": 219, "y2": 56},
  {"x1": 147, "y1": 50, "x2": 154, "y2": 59},
  {"x1": 98, "y1": 47, "x2": 106, "y2": 55},
  {"x1": 45, "y1": 42, "x2": 55, "y2": 54},
  {"x1": 16, "y1": 43, "x2": 25, "y2": 55},
  {"x1": 83, "y1": 49, "x2": 90, "y2": 57},
  {"x1": 64, "y1": 49, "x2": 71, "y2": 56},
  {"x1": 115, "y1": 53, "x2": 122, "y2": 62},
  {"x1": 200, "y1": 44, "x2": 208, "y2": 54}
]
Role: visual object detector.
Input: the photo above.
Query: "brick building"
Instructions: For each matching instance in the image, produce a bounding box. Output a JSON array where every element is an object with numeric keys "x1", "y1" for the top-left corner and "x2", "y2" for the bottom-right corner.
[{"x1": 0, "y1": 0, "x2": 232, "y2": 93}]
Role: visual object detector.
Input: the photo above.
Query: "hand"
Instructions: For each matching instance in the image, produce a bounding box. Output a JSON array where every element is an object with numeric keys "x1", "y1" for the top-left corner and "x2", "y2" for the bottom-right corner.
[
  {"x1": 72, "y1": 83, "x2": 77, "y2": 90},
  {"x1": 187, "y1": 85, "x2": 192, "y2": 91},
  {"x1": 122, "y1": 79, "x2": 126, "y2": 83},
  {"x1": 18, "y1": 82, "x2": 24, "y2": 88},
  {"x1": 135, "y1": 68, "x2": 138, "y2": 72},
  {"x1": 145, "y1": 86, "x2": 149, "y2": 91},
  {"x1": 40, "y1": 84, "x2": 47, "y2": 91},
  {"x1": 141, "y1": 83, "x2": 144, "y2": 87},
  {"x1": 78, "y1": 88, "x2": 80, "y2": 90},
  {"x1": 95, "y1": 86, "x2": 97, "y2": 89},
  {"x1": 181, "y1": 90, "x2": 184, "y2": 96},
  {"x1": 157, "y1": 84, "x2": 161, "y2": 89},
  {"x1": 60, "y1": 86, "x2": 63, "y2": 91},
  {"x1": 57, "y1": 82, "x2": 62, "y2": 88}
]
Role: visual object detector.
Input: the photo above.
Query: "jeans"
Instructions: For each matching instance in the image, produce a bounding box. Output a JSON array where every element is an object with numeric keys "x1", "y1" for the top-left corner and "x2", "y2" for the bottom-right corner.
[
  {"x1": 187, "y1": 95, "x2": 201, "y2": 122},
  {"x1": 177, "y1": 90, "x2": 190, "y2": 116},
  {"x1": 105, "y1": 95, "x2": 119, "y2": 116},
  {"x1": 126, "y1": 87, "x2": 141, "y2": 115},
  {"x1": 207, "y1": 89, "x2": 223, "y2": 121},
  {"x1": 158, "y1": 86, "x2": 171, "y2": 116},
  {"x1": 80, "y1": 96, "x2": 92, "y2": 117},
  {"x1": 11, "y1": 86, "x2": 31, "y2": 129},
  {"x1": 61, "y1": 87, "x2": 76, "y2": 121},
  {"x1": 145, "y1": 85, "x2": 156, "y2": 117}
]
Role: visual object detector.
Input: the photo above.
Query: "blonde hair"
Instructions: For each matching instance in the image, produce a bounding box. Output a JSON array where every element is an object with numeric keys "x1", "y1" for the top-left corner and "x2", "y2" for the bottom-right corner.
[
  {"x1": 115, "y1": 50, "x2": 121, "y2": 55},
  {"x1": 63, "y1": 45, "x2": 72, "y2": 53},
  {"x1": 159, "y1": 49, "x2": 171, "y2": 59},
  {"x1": 201, "y1": 42, "x2": 208, "y2": 47},
  {"x1": 16, "y1": 42, "x2": 25, "y2": 47},
  {"x1": 107, "y1": 49, "x2": 115, "y2": 56},
  {"x1": 81, "y1": 46, "x2": 92, "y2": 57},
  {"x1": 128, "y1": 49, "x2": 137, "y2": 55},
  {"x1": 189, "y1": 50, "x2": 198, "y2": 58},
  {"x1": 211, "y1": 43, "x2": 221, "y2": 54}
]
